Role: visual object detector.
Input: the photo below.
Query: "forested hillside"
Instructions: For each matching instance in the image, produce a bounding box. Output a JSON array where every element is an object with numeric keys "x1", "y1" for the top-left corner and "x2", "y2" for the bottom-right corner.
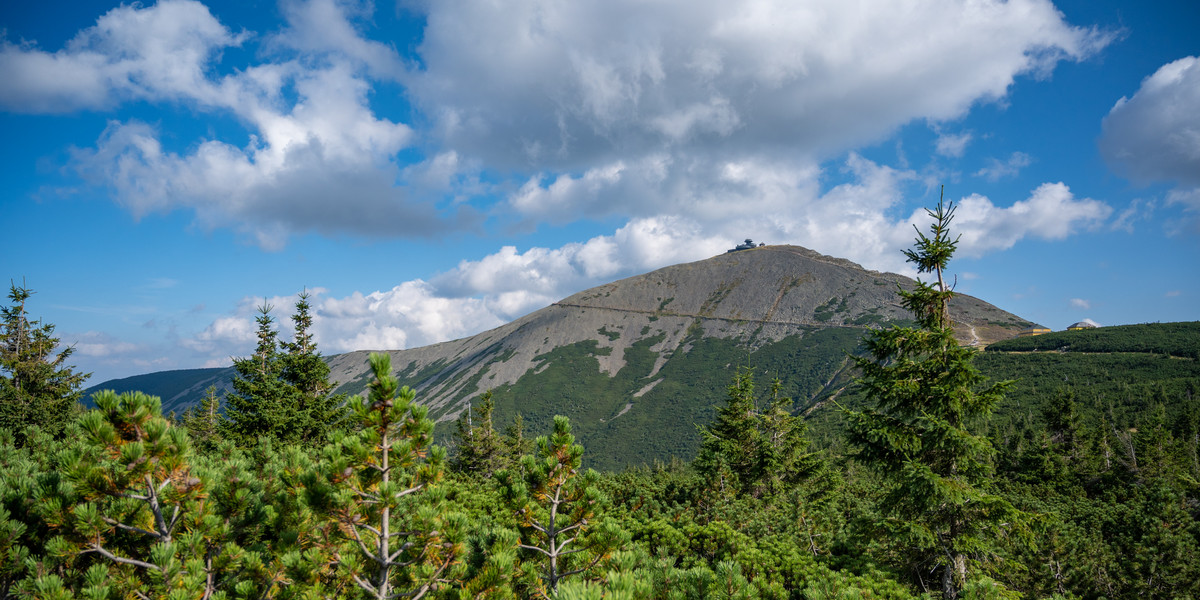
[{"x1": 5, "y1": 223, "x2": 1199, "y2": 598}]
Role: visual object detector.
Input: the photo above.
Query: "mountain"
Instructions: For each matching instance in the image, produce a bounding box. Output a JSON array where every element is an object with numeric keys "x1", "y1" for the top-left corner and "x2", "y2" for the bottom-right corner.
[
  {"x1": 88, "y1": 244, "x2": 1034, "y2": 467},
  {"x1": 84, "y1": 366, "x2": 235, "y2": 415}
]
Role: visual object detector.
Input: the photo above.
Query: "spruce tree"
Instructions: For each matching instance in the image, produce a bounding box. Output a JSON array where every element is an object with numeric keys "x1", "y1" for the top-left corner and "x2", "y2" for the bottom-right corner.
[
  {"x1": 0, "y1": 283, "x2": 88, "y2": 444},
  {"x1": 222, "y1": 293, "x2": 345, "y2": 447},
  {"x1": 221, "y1": 303, "x2": 290, "y2": 445},
  {"x1": 695, "y1": 367, "x2": 762, "y2": 495},
  {"x1": 180, "y1": 385, "x2": 223, "y2": 453},
  {"x1": 279, "y1": 290, "x2": 346, "y2": 442},
  {"x1": 451, "y1": 390, "x2": 505, "y2": 478},
  {"x1": 503, "y1": 413, "x2": 533, "y2": 464},
  {"x1": 844, "y1": 191, "x2": 1023, "y2": 599},
  {"x1": 695, "y1": 368, "x2": 815, "y2": 497}
]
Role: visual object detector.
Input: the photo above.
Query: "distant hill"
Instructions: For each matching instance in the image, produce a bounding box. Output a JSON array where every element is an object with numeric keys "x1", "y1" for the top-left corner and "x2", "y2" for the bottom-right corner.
[
  {"x1": 986, "y1": 321, "x2": 1200, "y2": 358},
  {"x1": 90, "y1": 245, "x2": 1034, "y2": 468},
  {"x1": 978, "y1": 321, "x2": 1200, "y2": 427},
  {"x1": 85, "y1": 366, "x2": 234, "y2": 416}
]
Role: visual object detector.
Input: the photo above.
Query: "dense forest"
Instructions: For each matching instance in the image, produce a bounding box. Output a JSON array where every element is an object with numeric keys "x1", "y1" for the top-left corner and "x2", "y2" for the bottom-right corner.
[{"x1": 3, "y1": 208, "x2": 1198, "y2": 599}]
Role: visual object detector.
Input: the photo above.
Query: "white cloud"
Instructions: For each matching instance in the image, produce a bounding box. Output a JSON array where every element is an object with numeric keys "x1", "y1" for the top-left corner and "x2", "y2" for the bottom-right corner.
[
  {"x1": 1165, "y1": 187, "x2": 1200, "y2": 235},
  {"x1": 1100, "y1": 56, "x2": 1200, "y2": 186},
  {"x1": 410, "y1": 0, "x2": 1108, "y2": 170},
  {"x1": 315, "y1": 282, "x2": 507, "y2": 352},
  {"x1": 1101, "y1": 56, "x2": 1200, "y2": 234},
  {"x1": 269, "y1": 0, "x2": 407, "y2": 80},
  {"x1": 1111, "y1": 198, "x2": 1154, "y2": 233},
  {"x1": 941, "y1": 182, "x2": 1112, "y2": 257},
  {"x1": 975, "y1": 151, "x2": 1033, "y2": 182},
  {"x1": 71, "y1": 331, "x2": 142, "y2": 358},
  {"x1": 181, "y1": 311, "x2": 260, "y2": 355},
  {"x1": 0, "y1": 0, "x2": 246, "y2": 113},
  {"x1": 4, "y1": 0, "x2": 477, "y2": 248},
  {"x1": 3, "y1": 0, "x2": 1112, "y2": 250},
  {"x1": 1069, "y1": 298, "x2": 1091, "y2": 310},
  {"x1": 935, "y1": 131, "x2": 973, "y2": 158}
]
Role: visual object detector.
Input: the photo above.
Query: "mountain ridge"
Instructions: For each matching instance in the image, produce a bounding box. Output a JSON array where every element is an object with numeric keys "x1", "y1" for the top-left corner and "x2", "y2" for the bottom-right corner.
[{"x1": 89, "y1": 244, "x2": 1036, "y2": 466}]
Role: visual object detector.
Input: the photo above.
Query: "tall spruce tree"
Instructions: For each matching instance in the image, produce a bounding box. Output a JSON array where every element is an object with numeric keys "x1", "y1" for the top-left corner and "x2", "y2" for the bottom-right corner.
[
  {"x1": 695, "y1": 368, "x2": 761, "y2": 495},
  {"x1": 844, "y1": 191, "x2": 1022, "y2": 599},
  {"x1": 222, "y1": 303, "x2": 290, "y2": 444},
  {"x1": 0, "y1": 283, "x2": 88, "y2": 444},
  {"x1": 279, "y1": 290, "x2": 346, "y2": 441},
  {"x1": 223, "y1": 293, "x2": 345, "y2": 446}
]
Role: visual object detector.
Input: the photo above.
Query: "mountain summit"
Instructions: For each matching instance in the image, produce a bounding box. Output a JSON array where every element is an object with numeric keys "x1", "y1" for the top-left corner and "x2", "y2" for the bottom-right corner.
[
  {"x1": 321, "y1": 244, "x2": 1030, "y2": 467},
  {"x1": 90, "y1": 245, "x2": 1032, "y2": 468}
]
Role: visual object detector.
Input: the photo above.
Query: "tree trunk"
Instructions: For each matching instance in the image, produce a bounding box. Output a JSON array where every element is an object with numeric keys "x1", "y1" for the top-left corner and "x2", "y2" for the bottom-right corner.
[{"x1": 941, "y1": 552, "x2": 966, "y2": 599}]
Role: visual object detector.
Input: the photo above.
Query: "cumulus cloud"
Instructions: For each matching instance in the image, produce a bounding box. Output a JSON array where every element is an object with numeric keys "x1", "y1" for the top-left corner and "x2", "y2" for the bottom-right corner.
[
  {"x1": 0, "y1": 0, "x2": 246, "y2": 113},
  {"x1": 937, "y1": 182, "x2": 1112, "y2": 257},
  {"x1": 269, "y1": 0, "x2": 407, "y2": 80},
  {"x1": 3, "y1": 0, "x2": 1113, "y2": 250},
  {"x1": 1101, "y1": 56, "x2": 1200, "y2": 233},
  {"x1": 1100, "y1": 56, "x2": 1200, "y2": 186},
  {"x1": 410, "y1": 0, "x2": 1108, "y2": 170},
  {"x1": 72, "y1": 331, "x2": 143, "y2": 358},
  {"x1": 3, "y1": 0, "x2": 477, "y2": 248}
]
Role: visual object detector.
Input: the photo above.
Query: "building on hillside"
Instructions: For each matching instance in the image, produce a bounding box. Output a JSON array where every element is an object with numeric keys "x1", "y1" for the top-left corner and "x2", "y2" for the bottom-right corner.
[
  {"x1": 1017, "y1": 326, "x2": 1052, "y2": 337},
  {"x1": 727, "y1": 239, "x2": 765, "y2": 253},
  {"x1": 1067, "y1": 321, "x2": 1098, "y2": 331}
]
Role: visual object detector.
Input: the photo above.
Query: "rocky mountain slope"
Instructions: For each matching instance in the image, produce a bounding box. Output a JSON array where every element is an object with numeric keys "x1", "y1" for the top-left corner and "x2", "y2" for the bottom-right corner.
[
  {"x1": 90, "y1": 245, "x2": 1033, "y2": 467},
  {"x1": 323, "y1": 245, "x2": 1031, "y2": 467}
]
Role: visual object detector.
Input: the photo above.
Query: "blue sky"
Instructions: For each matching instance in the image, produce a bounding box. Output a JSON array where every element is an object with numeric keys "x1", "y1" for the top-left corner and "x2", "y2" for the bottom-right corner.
[{"x1": 3, "y1": 0, "x2": 1198, "y2": 383}]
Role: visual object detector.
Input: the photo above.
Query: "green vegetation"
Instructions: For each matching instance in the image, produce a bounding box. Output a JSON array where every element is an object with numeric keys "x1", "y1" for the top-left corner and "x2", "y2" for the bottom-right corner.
[
  {"x1": 6, "y1": 341, "x2": 1197, "y2": 598},
  {"x1": 4, "y1": 225, "x2": 1199, "y2": 598},
  {"x1": 695, "y1": 369, "x2": 818, "y2": 498},
  {"x1": 987, "y1": 321, "x2": 1200, "y2": 358},
  {"x1": 845, "y1": 195, "x2": 1022, "y2": 599},
  {"x1": 813, "y1": 297, "x2": 839, "y2": 322},
  {"x1": 484, "y1": 328, "x2": 863, "y2": 471},
  {"x1": 0, "y1": 283, "x2": 88, "y2": 445},
  {"x1": 220, "y1": 291, "x2": 347, "y2": 447}
]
